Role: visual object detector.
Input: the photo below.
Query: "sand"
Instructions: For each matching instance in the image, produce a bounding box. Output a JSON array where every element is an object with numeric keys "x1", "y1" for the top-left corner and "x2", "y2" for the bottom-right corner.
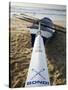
[{"x1": 9, "y1": 16, "x2": 66, "y2": 87}]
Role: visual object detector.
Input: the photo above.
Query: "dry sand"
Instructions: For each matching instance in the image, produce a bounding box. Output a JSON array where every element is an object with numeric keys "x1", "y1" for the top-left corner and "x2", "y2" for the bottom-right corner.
[{"x1": 9, "y1": 16, "x2": 66, "y2": 87}]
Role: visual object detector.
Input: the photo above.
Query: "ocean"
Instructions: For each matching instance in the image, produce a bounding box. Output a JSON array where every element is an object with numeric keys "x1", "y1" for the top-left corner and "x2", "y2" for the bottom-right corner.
[{"x1": 10, "y1": 4, "x2": 66, "y2": 27}]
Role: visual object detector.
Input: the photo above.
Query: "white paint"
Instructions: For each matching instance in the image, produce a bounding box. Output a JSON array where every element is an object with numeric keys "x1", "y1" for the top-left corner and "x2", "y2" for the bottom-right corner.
[
  {"x1": 29, "y1": 29, "x2": 54, "y2": 38},
  {"x1": 25, "y1": 35, "x2": 50, "y2": 87}
]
